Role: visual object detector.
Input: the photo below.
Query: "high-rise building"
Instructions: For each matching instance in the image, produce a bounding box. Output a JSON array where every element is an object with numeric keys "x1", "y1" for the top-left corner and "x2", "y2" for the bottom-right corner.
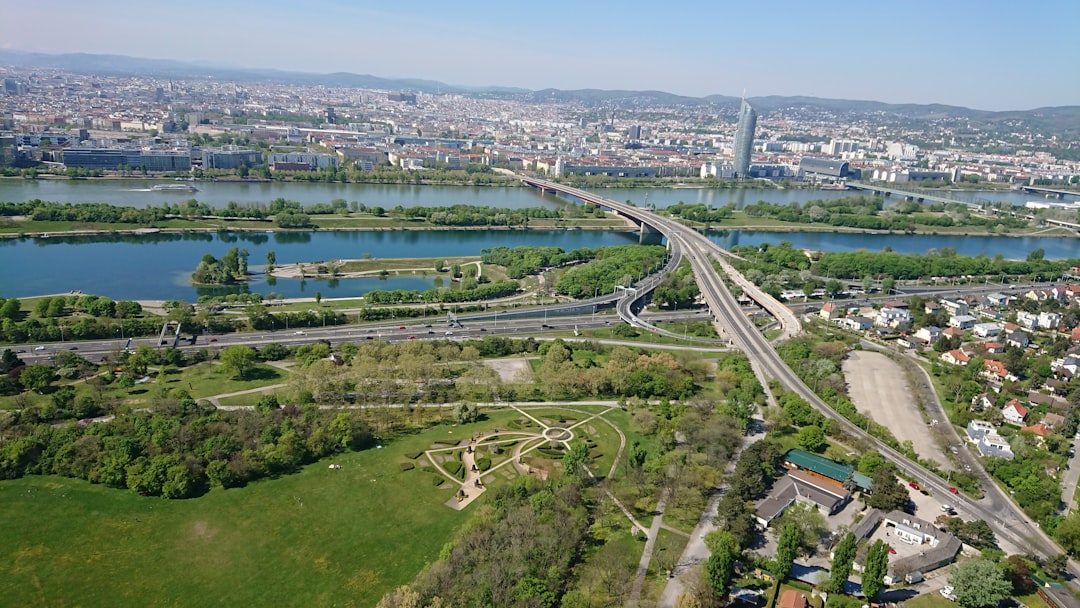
[{"x1": 733, "y1": 99, "x2": 757, "y2": 179}]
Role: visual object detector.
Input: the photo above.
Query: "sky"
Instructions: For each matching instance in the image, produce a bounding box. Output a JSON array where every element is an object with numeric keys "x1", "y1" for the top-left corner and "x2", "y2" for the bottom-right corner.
[{"x1": 2, "y1": 0, "x2": 1078, "y2": 111}]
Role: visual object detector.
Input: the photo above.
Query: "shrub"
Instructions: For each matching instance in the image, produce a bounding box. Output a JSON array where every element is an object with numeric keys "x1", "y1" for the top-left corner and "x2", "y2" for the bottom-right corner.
[
  {"x1": 475, "y1": 457, "x2": 492, "y2": 472},
  {"x1": 399, "y1": 462, "x2": 415, "y2": 471},
  {"x1": 445, "y1": 461, "x2": 464, "y2": 478}
]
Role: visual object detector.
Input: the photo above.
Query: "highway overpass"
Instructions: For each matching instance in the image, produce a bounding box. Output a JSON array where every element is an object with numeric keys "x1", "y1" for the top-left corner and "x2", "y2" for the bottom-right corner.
[{"x1": 520, "y1": 175, "x2": 1076, "y2": 581}]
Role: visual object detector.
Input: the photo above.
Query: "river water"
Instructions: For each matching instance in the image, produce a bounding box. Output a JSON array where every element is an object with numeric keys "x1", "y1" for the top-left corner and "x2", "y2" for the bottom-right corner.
[
  {"x1": 0, "y1": 178, "x2": 1046, "y2": 210},
  {"x1": 0, "y1": 181, "x2": 1075, "y2": 301}
]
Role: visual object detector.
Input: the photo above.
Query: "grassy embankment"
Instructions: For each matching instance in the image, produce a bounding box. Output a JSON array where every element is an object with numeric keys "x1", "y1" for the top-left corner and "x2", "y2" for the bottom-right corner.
[{"x1": 0, "y1": 404, "x2": 630, "y2": 607}]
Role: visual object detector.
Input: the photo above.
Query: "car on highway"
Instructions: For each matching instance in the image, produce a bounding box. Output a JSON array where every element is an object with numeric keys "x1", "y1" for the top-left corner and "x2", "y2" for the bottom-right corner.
[
  {"x1": 948, "y1": 486, "x2": 959, "y2": 494},
  {"x1": 209, "y1": 338, "x2": 217, "y2": 342},
  {"x1": 445, "y1": 331, "x2": 453, "y2": 335},
  {"x1": 408, "y1": 335, "x2": 416, "y2": 340},
  {"x1": 398, "y1": 326, "x2": 406, "y2": 330},
  {"x1": 68, "y1": 346, "x2": 78, "y2": 350},
  {"x1": 34, "y1": 345, "x2": 46, "y2": 351},
  {"x1": 294, "y1": 331, "x2": 305, "y2": 335}
]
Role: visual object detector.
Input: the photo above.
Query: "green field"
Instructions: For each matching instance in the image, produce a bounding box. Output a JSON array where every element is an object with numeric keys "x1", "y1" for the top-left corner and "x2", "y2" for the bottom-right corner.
[{"x1": 0, "y1": 404, "x2": 630, "y2": 607}]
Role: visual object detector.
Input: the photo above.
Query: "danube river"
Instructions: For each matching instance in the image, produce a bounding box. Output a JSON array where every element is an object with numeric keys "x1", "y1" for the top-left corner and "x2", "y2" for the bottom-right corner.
[
  {"x1": 0, "y1": 178, "x2": 1046, "y2": 210},
  {"x1": 0, "y1": 229, "x2": 1075, "y2": 301}
]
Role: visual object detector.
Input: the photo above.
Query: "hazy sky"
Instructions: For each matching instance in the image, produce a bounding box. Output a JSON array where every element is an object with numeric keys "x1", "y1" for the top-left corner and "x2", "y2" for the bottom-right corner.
[{"x1": 2, "y1": 0, "x2": 1078, "y2": 110}]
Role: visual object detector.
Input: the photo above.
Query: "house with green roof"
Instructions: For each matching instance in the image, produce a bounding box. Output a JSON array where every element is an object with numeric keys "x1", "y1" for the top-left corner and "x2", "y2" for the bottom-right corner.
[{"x1": 783, "y1": 449, "x2": 873, "y2": 492}]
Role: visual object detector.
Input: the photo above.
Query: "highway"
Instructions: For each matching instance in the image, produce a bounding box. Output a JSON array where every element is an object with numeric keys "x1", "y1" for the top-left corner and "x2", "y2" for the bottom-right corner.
[
  {"x1": 11, "y1": 309, "x2": 720, "y2": 366},
  {"x1": 520, "y1": 176, "x2": 1076, "y2": 579}
]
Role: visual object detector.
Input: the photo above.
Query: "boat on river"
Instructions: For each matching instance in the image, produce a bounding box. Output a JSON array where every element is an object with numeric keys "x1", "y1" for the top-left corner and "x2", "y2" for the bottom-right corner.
[{"x1": 150, "y1": 184, "x2": 199, "y2": 192}]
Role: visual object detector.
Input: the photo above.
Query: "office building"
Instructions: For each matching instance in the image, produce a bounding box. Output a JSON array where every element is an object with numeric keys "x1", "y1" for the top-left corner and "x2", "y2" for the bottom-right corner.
[
  {"x1": 62, "y1": 147, "x2": 191, "y2": 171},
  {"x1": 201, "y1": 146, "x2": 263, "y2": 170},
  {"x1": 733, "y1": 99, "x2": 757, "y2": 179}
]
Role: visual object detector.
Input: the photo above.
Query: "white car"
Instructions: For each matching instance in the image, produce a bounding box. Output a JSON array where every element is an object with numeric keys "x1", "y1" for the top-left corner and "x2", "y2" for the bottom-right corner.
[
  {"x1": 940, "y1": 585, "x2": 957, "y2": 601},
  {"x1": 294, "y1": 331, "x2": 305, "y2": 335},
  {"x1": 34, "y1": 346, "x2": 47, "y2": 351}
]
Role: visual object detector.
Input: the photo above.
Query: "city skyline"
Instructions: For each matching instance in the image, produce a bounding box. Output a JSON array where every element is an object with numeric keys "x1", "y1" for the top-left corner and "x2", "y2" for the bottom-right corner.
[{"x1": 1, "y1": 0, "x2": 1079, "y2": 111}]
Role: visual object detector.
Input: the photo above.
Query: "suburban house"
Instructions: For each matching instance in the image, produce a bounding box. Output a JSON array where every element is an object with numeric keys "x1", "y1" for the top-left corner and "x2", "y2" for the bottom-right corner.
[
  {"x1": 981, "y1": 359, "x2": 1017, "y2": 382},
  {"x1": 981, "y1": 341, "x2": 1005, "y2": 354},
  {"x1": 850, "y1": 508, "x2": 961, "y2": 585},
  {"x1": 984, "y1": 292, "x2": 1010, "y2": 307},
  {"x1": 973, "y1": 322, "x2": 1003, "y2": 338},
  {"x1": 1006, "y1": 331, "x2": 1030, "y2": 349},
  {"x1": 1042, "y1": 412, "x2": 1066, "y2": 430},
  {"x1": 1017, "y1": 311, "x2": 1062, "y2": 330},
  {"x1": 970, "y1": 393, "x2": 994, "y2": 412},
  {"x1": 877, "y1": 307, "x2": 912, "y2": 329},
  {"x1": 941, "y1": 349, "x2": 972, "y2": 366},
  {"x1": 966, "y1": 420, "x2": 996, "y2": 441},
  {"x1": 942, "y1": 327, "x2": 964, "y2": 339},
  {"x1": 966, "y1": 420, "x2": 1015, "y2": 460},
  {"x1": 948, "y1": 315, "x2": 978, "y2": 330},
  {"x1": 820, "y1": 302, "x2": 842, "y2": 320},
  {"x1": 778, "y1": 590, "x2": 809, "y2": 608},
  {"x1": 840, "y1": 316, "x2": 874, "y2": 331},
  {"x1": 915, "y1": 326, "x2": 943, "y2": 343},
  {"x1": 941, "y1": 299, "x2": 969, "y2": 317},
  {"x1": 1072, "y1": 327, "x2": 1080, "y2": 343},
  {"x1": 1021, "y1": 423, "x2": 1052, "y2": 440},
  {"x1": 1002, "y1": 400, "x2": 1029, "y2": 425}
]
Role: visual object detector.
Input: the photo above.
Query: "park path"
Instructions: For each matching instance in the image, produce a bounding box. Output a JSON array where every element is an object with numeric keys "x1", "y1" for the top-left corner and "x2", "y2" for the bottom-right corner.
[{"x1": 627, "y1": 488, "x2": 671, "y2": 607}]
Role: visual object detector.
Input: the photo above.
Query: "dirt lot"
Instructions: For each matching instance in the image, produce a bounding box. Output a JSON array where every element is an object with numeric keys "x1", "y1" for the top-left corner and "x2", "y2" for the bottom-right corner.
[
  {"x1": 842, "y1": 350, "x2": 952, "y2": 469},
  {"x1": 484, "y1": 357, "x2": 533, "y2": 383}
]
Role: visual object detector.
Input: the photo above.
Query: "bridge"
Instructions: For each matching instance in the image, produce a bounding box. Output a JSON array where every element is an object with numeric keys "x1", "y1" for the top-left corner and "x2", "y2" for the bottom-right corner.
[
  {"x1": 1019, "y1": 185, "x2": 1080, "y2": 199},
  {"x1": 520, "y1": 175, "x2": 1077, "y2": 584},
  {"x1": 846, "y1": 181, "x2": 990, "y2": 210}
]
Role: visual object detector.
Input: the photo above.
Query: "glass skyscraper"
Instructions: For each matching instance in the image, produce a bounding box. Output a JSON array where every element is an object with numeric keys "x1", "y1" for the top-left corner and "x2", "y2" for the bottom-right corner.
[{"x1": 733, "y1": 99, "x2": 757, "y2": 179}]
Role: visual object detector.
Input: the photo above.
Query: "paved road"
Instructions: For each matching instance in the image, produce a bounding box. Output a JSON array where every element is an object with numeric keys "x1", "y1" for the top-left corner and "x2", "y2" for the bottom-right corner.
[{"x1": 521, "y1": 176, "x2": 1080, "y2": 593}]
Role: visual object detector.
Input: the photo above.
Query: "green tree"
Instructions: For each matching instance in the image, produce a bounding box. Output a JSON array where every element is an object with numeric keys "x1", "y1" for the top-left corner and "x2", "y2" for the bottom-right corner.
[
  {"x1": 949, "y1": 559, "x2": 1012, "y2": 608},
  {"x1": 866, "y1": 464, "x2": 908, "y2": 511},
  {"x1": 828, "y1": 532, "x2": 857, "y2": 593},
  {"x1": 775, "y1": 522, "x2": 800, "y2": 579},
  {"x1": 704, "y1": 530, "x2": 739, "y2": 599},
  {"x1": 219, "y1": 345, "x2": 256, "y2": 379},
  {"x1": 265, "y1": 250, "x2": 276, "y2": 271},
  {"x1": 0, "y1": 297, "x2": 20, "y2": 320},
  {"x1": 857, "y1": 451, "x2": 886, "y2": 475},
  {"x1": 19, "y1": 364, "x2": 55, "y2": 392},
  {"x1": 1054, "y1": 512, "x2": 1080, "y2": 557},
  {"x1": 562, "y1": 440, "x2": 591, "y2": 480},
  {"x1": 796, "y1": 425, "x2": 827, "y2": 453},
  {"x1": 315, "y1": 291, "x2": 322, "y2": 305},
  {"x1": 861, "y1": 540, "x2": 890, "y2": 600},
  {"x1": 881, "y1": 275, "x2": 896, "y2": 295}
]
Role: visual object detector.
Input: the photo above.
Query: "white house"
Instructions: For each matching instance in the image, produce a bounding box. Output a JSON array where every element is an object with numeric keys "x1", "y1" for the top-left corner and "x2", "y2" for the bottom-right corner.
[
  {"x1": 1002, "y1": 400, "x2": 1029, "y2": 426},
  {"x1": 915, "y1": 326, "x2": 943, "y2": 343},
  {"x1": 948, "y1": 315, "x2": 978, "y2": 330},
  {"x1": 972, "y1": 322, "x2": 1003, "y2": 338},
  {"x1": 841, "y1": 316, "x2": 874, "y2": 331},
  {"x1": 877, "y1": 307, "x2": 912, "y2": 329},
  {"x1": 941, "y1": 299, "x2": 969, "y2": 317}
]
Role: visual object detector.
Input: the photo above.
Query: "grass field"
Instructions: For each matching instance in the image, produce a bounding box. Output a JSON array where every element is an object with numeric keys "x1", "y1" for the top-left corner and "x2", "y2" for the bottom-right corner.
[{"x1": 0, "y1": 404, "x2": 631, "y2": 607}]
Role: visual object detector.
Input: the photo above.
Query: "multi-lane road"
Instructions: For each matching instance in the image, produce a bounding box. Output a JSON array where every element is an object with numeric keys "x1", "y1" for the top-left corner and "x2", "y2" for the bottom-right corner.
[{"x1": 520, "y1": 176, "x2": 1078, "y2": 584}]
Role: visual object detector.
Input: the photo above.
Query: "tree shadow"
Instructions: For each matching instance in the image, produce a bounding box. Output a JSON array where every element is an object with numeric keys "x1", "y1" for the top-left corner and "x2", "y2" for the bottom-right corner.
[{"x1": 236, "y1": 366, "x2": 281, "y2": 382}]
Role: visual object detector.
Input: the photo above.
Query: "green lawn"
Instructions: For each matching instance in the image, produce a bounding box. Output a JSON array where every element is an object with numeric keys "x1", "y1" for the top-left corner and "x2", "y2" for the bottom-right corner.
[
  {"x1": 0, "y1": 404, "x2": 634, "y2": 607},
  {"x1": 164, "y1": 362, "x2": 288, "y2": 400},
  {"x1": 905, "y1": 592, "x2": 957, "y2": 608}
]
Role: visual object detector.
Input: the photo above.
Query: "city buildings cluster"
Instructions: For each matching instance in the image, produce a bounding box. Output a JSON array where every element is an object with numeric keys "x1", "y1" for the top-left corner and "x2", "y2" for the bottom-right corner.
[{"x1": 0, "y1": 66, "x2": 1077, "y2": 187}]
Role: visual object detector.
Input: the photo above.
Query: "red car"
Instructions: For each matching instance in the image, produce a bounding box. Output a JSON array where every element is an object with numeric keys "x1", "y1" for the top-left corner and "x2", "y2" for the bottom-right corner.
[
  {"x1": 909, "y1": 482, "x2": 920, "y2": 491},
  {"x1": 398, "y1": 326, "x2": 407, "y2": 330},
  {"x1": 408, "y1": 335, "x2": 416, "y2": 340},
  {"x1": 948, "y1": 486, "x2": 959, "y2": 494},
  {"x1": 888, "y1": 547, "x2": 897, "y2": 555}
]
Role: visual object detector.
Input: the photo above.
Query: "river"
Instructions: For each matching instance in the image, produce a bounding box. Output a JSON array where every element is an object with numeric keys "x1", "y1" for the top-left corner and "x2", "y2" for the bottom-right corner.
[
  {"x1": 0, "y1": 178, "x2": 1047, "y2": 210},
  {"x1": 0, "y1": 228, "x2": 1074, "y2": 302}
]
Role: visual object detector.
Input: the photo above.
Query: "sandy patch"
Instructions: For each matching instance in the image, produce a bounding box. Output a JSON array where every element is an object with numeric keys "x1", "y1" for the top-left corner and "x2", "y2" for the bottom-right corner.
[
  {"x1": 842, "y1": 350, "x2": 951, "y2": 468},
  {"x1": 484, "y1": 358, "x2": 533, "y2": 383}
]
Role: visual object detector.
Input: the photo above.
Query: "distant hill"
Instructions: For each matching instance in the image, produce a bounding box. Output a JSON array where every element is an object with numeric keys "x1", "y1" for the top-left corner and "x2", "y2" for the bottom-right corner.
[{"x1": 1, "y1": 49, "x2": 1075, "y2": 132}]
